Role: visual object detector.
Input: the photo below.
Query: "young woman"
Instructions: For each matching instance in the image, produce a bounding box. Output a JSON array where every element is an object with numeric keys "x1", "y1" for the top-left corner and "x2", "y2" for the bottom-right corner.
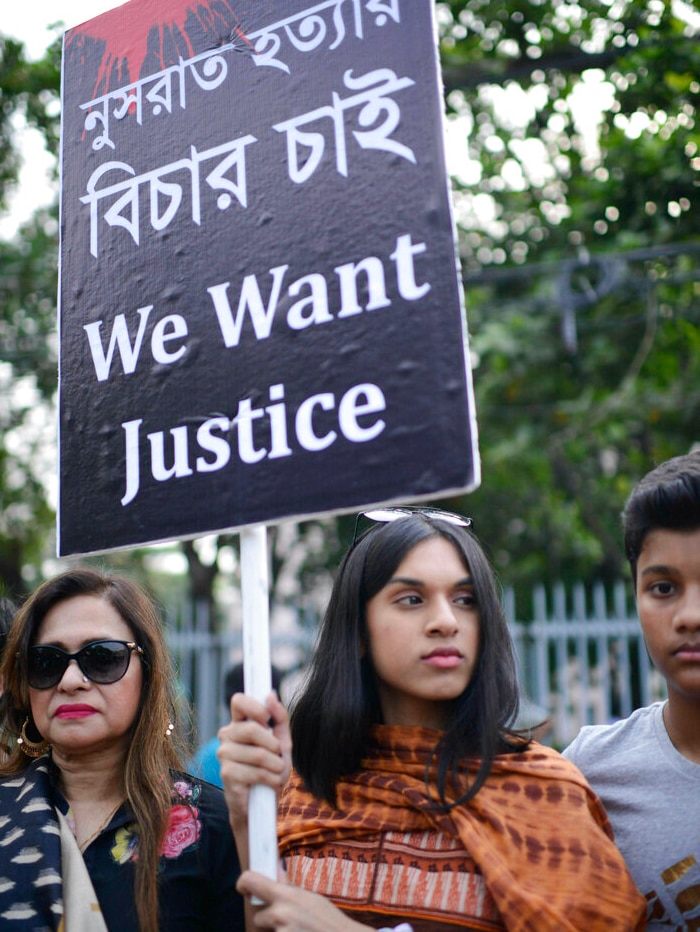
[
  {"x1": 0, "y1": 567, "x2": 244, "y2": 932},
  {"x1": 219, "y1": 508, "x2": 645, "y2": 931}
]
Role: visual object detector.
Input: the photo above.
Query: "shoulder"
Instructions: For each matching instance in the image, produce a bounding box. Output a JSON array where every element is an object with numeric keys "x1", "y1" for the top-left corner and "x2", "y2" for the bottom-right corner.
[
  {"x1": 170, "y1": 771, "x2": 232, "y2": 839},
  {"x1": 562, "y1": 703, "x2": 662, "y2": 766},
  {"x1": 0, "y1": 758, "x2": 52, "y2": 799},
  {"x1": 488, "y1": 743, "x2": 618, "y2": 841},
  {"x1": 168, "y1": 772, "x2": 239, "y2": 864},
  {"x1": 160, "y1": 774, "x2": 244, "y2": 927},
  {"x1": 492, "y1": 741, "x2": 596, "y2": 790},
  {"x1": 0, "y1": 770, "x2": 25, "y2": 794},
  {"x1": 193, "y1": 736, "x2": 219, "y2": 765},
  {"x1": 171, "y1": 771, "x2": 227, "y2": 815},
  {"x1": 191, "y1": 738, "x2": 223, "y2": 786}
]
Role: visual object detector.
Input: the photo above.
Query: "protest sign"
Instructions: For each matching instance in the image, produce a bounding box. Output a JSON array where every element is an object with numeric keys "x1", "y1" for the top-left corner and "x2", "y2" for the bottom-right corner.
[{"x1": 58, "y1": 0, "x2": 479, "y2": 556}]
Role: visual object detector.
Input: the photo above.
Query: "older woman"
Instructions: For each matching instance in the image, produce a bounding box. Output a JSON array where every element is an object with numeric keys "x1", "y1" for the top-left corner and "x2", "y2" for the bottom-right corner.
[{"x1": 0, "y1": 567, "x2": 244, "y2": 932}]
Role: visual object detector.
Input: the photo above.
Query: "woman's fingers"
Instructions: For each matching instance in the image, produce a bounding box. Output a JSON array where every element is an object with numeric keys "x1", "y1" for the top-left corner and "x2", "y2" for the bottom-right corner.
[
  {"x1": 236, "y1": 871, "x2": 365, "y2": 931},
  {"x1": 229, "y1": 691, "x2": 281, "y2": 727},
  {"x1": 218, "y1": 727, "x2": 286, "y2": 786},
  {"x1": 219, "y1": 719, "x2": 283, "y2": 762},
  {"x1": 217, "y1": 691, "x2": 293, "y2": 827},
  {"x1": 236, "y1": 869, "x2": 285, "y2": 902},
  {"x1": 219, "y1": 694, "x2": 287, "y2": 766}
]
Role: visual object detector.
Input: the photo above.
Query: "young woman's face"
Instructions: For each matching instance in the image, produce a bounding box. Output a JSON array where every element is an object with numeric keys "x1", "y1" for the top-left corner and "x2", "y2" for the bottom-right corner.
[
  {"x1": 636, "y1": 527, "x2": 700, "y2": 703},
  {"x1": 365, "y1": 535, "x2": 480, "y2": 729},
  {"x1": 29, "y1": 594, "x2": 143, "y2": 760}
]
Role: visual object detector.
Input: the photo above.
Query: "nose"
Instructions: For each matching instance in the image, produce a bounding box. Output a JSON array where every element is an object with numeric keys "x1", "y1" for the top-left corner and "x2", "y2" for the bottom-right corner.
[
  {"x1": 426, "y1": 597, "x2": 459, "y2": 636},
  {"x1": 673, "y1": 590, "x2": 700, "y2": 632},
  {"x1": 57, "y1": 658, "x2": 89, "y2": 689}
]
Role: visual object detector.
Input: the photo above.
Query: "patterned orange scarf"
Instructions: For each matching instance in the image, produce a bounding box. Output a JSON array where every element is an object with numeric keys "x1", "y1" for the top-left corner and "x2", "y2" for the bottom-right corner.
[{"x1": 278, "y1": 725, "x2": 645, "y2": 931}]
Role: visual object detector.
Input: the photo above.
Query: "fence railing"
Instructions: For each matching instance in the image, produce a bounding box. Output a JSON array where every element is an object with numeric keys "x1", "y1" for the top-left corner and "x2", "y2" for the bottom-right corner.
[
  {"x1": 504, "y1": 581, "x2": 665, "y2": 747},
  {"x1": 164, "y1": 599, "x2": 316, "y2": 748},
  {"x1": 165, "y1": 580, "x2": 665, "y2": 752}
]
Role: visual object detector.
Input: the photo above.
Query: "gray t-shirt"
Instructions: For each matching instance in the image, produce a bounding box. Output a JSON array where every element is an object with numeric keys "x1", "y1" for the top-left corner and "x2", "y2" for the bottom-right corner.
[{"x1": 563, "y1": 702, "x2": 700, "y2": 930}]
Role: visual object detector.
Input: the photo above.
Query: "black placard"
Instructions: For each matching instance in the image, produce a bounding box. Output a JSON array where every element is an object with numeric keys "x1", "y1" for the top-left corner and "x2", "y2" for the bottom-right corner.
[{"x1": 58, "y1": 0, "x2": 479, "y2": 555}]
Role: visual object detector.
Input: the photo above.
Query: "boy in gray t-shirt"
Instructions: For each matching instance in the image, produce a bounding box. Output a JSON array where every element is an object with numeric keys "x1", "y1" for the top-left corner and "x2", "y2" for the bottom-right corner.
[{"x1": 564, "y1": 451, "x2": 700, "y2": 930}]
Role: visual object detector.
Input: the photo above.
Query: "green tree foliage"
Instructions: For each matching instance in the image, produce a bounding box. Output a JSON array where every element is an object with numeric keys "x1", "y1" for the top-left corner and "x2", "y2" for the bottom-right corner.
[
  {"x1": 0, "y1": 36, "x2": 60, "y2": 597},
  {"x1": 434, "y1": 0, "x2": 700, "y2": 599},
  {"x1": 1, "y1": 6, "x2": 699, "y2": 606}
]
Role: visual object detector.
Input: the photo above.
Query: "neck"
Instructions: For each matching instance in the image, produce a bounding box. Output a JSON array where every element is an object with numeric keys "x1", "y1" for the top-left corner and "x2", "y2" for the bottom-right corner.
[
  {"x1": 663, "y1": 693, "x2": 700, "y2": 764},
  {"x1": 53, "y1": 746, "x2": 128, "y2": 806}
]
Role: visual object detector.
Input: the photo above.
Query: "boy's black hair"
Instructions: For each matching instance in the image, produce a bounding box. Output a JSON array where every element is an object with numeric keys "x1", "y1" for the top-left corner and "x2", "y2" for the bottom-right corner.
[
  {"x1": 290, "y1": 514, "x2": 525, "y2": 809},
  {"x1": 623, "y1": 450, "x2": 700, "y2": 584}
]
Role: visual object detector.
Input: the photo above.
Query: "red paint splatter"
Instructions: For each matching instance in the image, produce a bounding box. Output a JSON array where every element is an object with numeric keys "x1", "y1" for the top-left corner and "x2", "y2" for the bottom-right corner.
[{"x1": 65, "y1": 0, "x2": 254, "y2": 98}]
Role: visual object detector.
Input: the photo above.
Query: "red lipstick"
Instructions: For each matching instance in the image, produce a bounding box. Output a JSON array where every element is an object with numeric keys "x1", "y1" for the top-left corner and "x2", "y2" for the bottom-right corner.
[{"x1": 55, "y1": 704, "x2": 97, "y2": 719}]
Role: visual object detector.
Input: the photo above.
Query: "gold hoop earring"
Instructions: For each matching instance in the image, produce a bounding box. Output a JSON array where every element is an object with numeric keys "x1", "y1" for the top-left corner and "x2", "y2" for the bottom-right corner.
[{"x1": 18, "y1": 717, "x2": 50, "y2": 758}]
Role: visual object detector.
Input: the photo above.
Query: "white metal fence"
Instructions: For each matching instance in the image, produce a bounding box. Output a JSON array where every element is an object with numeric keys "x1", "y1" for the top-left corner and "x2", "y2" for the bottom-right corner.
[
  {"x1": 164, "y1": 599, "x2": 316, "y2": 749},
  {"x1": 165, "y1": 580, "x2": 665, "y2": 752},
  {"x1": 504, "y1": 581, "x2": 665, "y2": 747}
]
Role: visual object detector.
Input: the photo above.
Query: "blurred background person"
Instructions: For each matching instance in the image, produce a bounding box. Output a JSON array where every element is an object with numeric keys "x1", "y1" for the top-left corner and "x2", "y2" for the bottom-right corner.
[{"x1": 192, "y1": 661, "x2": 283, "y2": 788}]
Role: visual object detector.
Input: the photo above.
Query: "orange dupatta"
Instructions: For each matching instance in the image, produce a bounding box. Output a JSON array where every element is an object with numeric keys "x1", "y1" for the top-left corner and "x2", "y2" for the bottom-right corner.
[{"x1": 277, "y1": 725, "x2": 645, "y2": 932}]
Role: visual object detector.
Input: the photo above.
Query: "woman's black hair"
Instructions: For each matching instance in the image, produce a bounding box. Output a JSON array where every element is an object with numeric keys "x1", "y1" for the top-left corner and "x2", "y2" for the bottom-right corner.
[{"x1": 290, "y1": 514, "x2": 525, "y2": 808}]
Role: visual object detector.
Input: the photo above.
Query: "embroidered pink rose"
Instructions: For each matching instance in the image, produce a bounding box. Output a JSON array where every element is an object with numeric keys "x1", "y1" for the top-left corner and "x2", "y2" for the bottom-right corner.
[
  {"x1": 161, "y1": 804, "x2": 201, "y2": 858},
  {"x1": 173, "y1": 780, "x2": 192, "y2": 799}
]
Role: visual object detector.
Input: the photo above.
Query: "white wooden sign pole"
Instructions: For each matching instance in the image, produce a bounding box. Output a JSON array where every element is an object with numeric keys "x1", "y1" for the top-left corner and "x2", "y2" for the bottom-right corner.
[{"x1": 240, "y1": 524, "x2": 278, "y2": 882}]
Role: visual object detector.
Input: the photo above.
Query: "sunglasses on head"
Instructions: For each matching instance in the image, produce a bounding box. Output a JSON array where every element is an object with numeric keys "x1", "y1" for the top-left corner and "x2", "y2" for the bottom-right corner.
[
  {"x1": 352, "y1": 505, "x2": 473, "y2": 546},
  {"x1": 28, "y1": 639, "x2": 144, "y2": 690}
]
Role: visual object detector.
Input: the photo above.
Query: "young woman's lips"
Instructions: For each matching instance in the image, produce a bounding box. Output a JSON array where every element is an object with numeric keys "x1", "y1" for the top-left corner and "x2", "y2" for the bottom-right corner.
[
  {"x1": 422, "y1": 649, "x2": 463, "y2": 668},
  {"x1": 55, "y1": 704, "x2": 97, "y2": 719}
]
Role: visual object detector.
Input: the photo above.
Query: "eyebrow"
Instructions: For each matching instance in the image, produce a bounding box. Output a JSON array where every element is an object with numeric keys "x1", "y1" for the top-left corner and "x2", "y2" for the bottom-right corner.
[
  {"x1": 387, "y1": 575, "x2": 474, "y2": 587},
  {"x1": 639, "y1": 564, "x2": 679, "y2": 577}
]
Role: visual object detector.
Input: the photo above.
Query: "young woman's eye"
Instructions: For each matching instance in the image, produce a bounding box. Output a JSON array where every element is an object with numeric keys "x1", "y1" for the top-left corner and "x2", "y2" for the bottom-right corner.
[
  {"x1": 397, "y1": 594, "x2": 422, "y2": 605},
  {"x1": 455, "y1": 592, "x2": 477, "y2": 607}
]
